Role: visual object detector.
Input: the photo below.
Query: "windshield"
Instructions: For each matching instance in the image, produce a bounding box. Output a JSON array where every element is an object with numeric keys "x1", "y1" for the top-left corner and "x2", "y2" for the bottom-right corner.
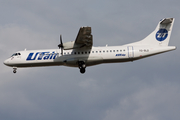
[{"x1": 11, "y1": 53, "x2": 21, "y2": 57}]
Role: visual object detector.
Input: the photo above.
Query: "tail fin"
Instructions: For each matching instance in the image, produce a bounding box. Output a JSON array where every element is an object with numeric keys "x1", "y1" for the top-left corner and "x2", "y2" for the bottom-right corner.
[{"x1": 126, "y1": 18, "x2": 175, "y2": 46}]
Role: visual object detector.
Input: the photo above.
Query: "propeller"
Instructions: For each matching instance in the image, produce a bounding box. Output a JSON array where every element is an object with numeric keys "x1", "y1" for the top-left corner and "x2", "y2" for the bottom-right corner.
[{"x1": 58, "y1": 35, "x2": 64, "y2": 55}]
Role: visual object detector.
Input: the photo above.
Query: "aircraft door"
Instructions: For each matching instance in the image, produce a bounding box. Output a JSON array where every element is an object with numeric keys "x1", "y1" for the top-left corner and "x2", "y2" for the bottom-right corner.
[{"x1": 128, "y1": 46, "x2": 134, "y2": 58}]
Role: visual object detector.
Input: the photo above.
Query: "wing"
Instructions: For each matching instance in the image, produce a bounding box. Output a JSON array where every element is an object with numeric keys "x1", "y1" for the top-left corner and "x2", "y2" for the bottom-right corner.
[{"x1": 75, "y1": 27, "x2": 93, "y2": 48}]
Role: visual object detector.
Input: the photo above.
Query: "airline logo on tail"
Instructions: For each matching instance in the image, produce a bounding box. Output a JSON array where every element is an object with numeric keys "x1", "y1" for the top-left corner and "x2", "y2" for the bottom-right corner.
[{"x1": 156, "y1": 29, "x2": 168, "y2": 41}]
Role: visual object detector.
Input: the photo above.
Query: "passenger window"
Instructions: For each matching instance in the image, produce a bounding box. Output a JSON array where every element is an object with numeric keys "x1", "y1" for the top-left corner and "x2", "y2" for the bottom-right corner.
[
  {"x1": 99, "y1": 51, "x2": 101, "y2": 53},
  {"x1": 110, "y1": 50, "x2": 112, "y2": 52},
  {"x1": 74, "y1": 52, "x2": 76, "y2": 54},
  {"x1": 89, "y1": 51, "x2": 90, "y2": 54},
  {"x1": 78, "y1": 52, "x2": 80, "y2": 54},
  {"x1": 117, "y1": 50, "x2": 119, "y2": 52},
  {"x1": 107, "y1": 50, "x2": 108, "y2": 52},
  {"x1": 92, "y1": 51, "x2": 94, "y2": 53},
  {"x1": 113, "y1": 50, "x2": 115, "y2": 52},
  {"x1": 85, "y1": 52, "x2": 87, "y2": 54},
  {"x1": 96, "y1": 51, "x2": 98, "y2": 53},
  {"x1": 103, "y1": 51, "x2": 105, "y2": 53},
  {"x1": 82, "y1": 52, "x2": 84, "y2": 54}
]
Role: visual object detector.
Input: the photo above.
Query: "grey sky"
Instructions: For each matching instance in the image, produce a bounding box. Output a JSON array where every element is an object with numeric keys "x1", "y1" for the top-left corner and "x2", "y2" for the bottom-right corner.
[{"x1": 1, "y1": 0, "x2": 180, "y2": 120}]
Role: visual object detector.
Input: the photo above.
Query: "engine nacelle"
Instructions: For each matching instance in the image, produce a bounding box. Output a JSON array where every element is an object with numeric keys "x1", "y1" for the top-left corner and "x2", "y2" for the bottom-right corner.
[{"x1": 63, "y1": 41, "x2": 83, "y2": 50}]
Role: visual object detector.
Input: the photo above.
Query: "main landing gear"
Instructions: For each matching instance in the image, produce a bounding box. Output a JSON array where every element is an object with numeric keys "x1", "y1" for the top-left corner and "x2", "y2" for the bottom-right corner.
[
  {"x1": 78, "y1": 61, "x2": 86, "y2": 74},
  {"x1": 13, "y1": 67, "x2": 17, "y2": 74}
]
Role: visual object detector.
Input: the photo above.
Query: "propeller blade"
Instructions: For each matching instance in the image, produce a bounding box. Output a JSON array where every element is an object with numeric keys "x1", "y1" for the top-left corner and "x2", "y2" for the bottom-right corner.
[
  {"x1": 61, "y1": 47, "x2": 63, "y2": 55},
  {"x1": 57, "y1": 35, "x2": 63, "y2": 55},
  {"x1": 58, "y1": 35, "x2": 63, "y2": 48},
  {"x1": 60, "y1": 35, "x2": 63, "y2": 45}
]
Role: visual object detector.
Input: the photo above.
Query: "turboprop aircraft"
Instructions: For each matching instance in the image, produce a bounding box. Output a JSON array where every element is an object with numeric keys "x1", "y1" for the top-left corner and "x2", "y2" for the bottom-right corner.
[{"x1": 4, "y1": 18, "x2": 176, "y2": 74}]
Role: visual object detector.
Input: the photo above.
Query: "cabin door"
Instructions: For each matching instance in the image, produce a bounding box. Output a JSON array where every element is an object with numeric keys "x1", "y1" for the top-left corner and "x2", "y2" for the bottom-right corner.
[{"x1": 128, "y1": 46, "x2": 134, "y2": 58}]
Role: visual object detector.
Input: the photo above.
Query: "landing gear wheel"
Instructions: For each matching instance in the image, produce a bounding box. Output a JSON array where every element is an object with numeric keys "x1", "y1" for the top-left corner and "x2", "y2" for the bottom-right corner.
[
  {"x1": 13, "y1": 67, "x2": 17, "y2": 74},
  {"x1": 13, "y1": 70, "x2": 17, "y2": 73},
  {"x1": 80, "y1": 68, "x2": 86, "y2": 74}
]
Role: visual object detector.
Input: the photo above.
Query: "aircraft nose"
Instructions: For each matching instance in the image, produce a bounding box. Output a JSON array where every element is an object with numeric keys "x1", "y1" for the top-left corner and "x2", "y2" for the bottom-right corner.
[{"x1": 3, "y1": 59, "x2": 9, "y2": 66}]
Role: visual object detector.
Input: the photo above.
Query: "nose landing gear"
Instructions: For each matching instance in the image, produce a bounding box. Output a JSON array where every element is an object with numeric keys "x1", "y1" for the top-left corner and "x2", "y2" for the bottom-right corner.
[
  {"x1": 13, "y1": 67, "x2": 17, "y2": 74},
  {"x1": 78, "y1": 61, "x2": 86, "y2": 74}
]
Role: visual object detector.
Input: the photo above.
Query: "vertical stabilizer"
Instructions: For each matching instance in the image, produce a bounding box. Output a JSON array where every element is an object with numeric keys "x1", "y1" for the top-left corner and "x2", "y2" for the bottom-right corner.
[{"x1": 126, "y1": 18, "x2": 175, "y2": 46}]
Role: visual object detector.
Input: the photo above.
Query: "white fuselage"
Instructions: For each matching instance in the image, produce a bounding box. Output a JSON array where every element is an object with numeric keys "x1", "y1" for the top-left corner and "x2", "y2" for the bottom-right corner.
[
  {"x1": 4, "y1": 45, "x2": 176, "y2": 68},
  {"x1": 3, "y1": 18, "x2": 176, "y2": 74}
]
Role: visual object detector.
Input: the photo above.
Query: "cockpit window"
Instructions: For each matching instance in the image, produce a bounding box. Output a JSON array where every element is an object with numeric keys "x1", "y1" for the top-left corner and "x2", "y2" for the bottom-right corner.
[
  {"x1": 11, "y1": 53, "x2": 16, "y2": 57},
  {"x1": 11, "y1": 53, "x2": 21, "y2": 57}
]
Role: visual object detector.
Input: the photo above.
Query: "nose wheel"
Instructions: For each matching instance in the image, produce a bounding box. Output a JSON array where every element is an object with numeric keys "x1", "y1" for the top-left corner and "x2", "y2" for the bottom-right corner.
[
  {"x1": 80, "y1": 68, "x2": 86, "y2": 74},
  {"x1": 78, "y1": 61, "x2": 86, "y2": 74},
  {"x1": 13, "y1": 67, "x2": 17, "y2": 74}
]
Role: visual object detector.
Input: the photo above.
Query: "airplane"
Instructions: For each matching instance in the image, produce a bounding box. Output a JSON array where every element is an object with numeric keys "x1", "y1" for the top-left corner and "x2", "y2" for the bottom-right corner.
[{"x1": 4, "y1": 18, "x2": 176, "y2": 74}]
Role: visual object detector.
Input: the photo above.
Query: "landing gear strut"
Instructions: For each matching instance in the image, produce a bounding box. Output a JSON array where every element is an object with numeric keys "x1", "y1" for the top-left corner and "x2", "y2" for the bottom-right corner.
[
  {"x1": 13, "y1": 67, "x2": 17, "y2": 74},
  {"x1": 78, "y1": 61, "x2": 86, "y2": 74}
]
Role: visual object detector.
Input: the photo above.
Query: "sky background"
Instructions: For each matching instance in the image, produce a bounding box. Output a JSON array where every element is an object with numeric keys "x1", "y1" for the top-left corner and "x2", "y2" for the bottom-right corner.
[{"x1": 1, "y1": 0, "x2": 180, "y2": 120}]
